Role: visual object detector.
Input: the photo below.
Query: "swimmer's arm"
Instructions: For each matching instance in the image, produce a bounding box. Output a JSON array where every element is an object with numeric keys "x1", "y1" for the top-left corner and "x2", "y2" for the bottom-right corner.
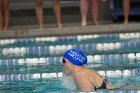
[{"x1": 73, "y1": 73, "x2": 95, "y2": 92}]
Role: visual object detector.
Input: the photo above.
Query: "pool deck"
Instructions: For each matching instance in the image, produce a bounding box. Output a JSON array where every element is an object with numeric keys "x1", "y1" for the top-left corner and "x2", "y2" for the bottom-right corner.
[{"x1": 0, "y1": 23, "x2": 140, "y2": 39}]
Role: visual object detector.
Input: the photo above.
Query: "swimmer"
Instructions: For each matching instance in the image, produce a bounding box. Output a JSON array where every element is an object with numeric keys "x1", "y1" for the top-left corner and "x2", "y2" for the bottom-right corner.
[{"x1": 61, "y1": 48, "x2": 115, "y2": 92}]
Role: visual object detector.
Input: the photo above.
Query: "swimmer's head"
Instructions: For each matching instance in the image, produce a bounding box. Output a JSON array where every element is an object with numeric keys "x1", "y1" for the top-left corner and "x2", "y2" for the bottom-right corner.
[{"x1": 63, "y1": 48, "x2": 87, "y2": 66}]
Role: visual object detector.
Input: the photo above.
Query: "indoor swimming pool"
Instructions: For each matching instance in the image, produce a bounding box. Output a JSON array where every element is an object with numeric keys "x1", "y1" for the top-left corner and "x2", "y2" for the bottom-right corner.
[{"x1": 0, "y1": 32, "x2": 140, "y2": 93}]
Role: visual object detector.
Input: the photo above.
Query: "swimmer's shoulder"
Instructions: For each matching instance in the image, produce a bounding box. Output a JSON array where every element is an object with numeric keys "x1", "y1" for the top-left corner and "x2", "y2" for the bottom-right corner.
[
  {"x1": 87, "y1": 69, "x2": 100, "y2": 76},
  {"x1": 73, "y1": 71, "x2": 95, "y2": 91}
]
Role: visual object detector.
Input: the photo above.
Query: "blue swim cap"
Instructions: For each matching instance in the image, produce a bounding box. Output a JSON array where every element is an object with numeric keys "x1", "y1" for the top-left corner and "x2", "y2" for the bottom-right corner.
[{"x1": 63, "y1": 48, "x2": 87, "y2": 66}]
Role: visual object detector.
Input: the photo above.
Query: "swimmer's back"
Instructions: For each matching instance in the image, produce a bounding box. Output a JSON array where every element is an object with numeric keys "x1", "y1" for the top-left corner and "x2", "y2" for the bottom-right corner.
[
  {"x1": 84, "y1": 69, "x2": 105, "y2": 88},
  {"x1": 85, "y1": 69, "x2": 115, "y2": 89}
]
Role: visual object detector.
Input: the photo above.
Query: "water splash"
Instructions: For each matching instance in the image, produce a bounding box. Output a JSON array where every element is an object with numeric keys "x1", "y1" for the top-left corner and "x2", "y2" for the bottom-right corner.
[
  {"x1": 113, "y1": 76, "x2": 140, "y2": 89},
  {"x1": 61, "y1": 76, "x2": 77, "y2": 91}
]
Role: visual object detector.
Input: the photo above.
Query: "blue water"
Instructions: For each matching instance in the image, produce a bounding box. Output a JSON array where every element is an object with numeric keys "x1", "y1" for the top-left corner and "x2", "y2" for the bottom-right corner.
[
  {"x1": 0, "y1": 62, "x2": 139, "y2": 93},
  {"x1": 0, "y1": 32, "x2": 140, "y2": 93},
  {"x1": 0, "y1": 76, "x2": 139, "y2": 93}
]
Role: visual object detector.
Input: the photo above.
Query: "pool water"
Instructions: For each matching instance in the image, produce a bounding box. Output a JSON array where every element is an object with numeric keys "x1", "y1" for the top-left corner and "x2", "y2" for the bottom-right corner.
[
  {"x1": 0, "y1": 74, "x2": 140, "y2": 93},
  {"x1": 0, "y1": 32, "x2": 140, "y2": 93}
]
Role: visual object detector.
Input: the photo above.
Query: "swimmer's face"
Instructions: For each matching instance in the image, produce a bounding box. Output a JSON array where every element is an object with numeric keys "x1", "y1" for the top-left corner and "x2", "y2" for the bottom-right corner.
[
  {"x1": 61, "y1": 58, "x2": 73, "y2": 75},
  {"x1": 61, "y1": 58, "x2": 67, "y2": 66}
]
